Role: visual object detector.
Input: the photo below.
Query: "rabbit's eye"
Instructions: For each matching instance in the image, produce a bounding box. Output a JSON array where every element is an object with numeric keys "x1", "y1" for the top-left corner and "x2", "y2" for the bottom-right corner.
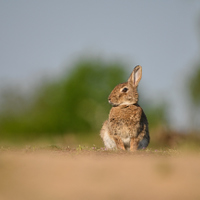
[{"x1": 122, "y1": 87, "x2": 128, "y2": 93}]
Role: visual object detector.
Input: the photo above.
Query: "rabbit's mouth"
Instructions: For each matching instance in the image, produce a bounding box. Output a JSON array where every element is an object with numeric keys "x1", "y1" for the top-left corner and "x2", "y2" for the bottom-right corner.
[
  {"x1": 108, "y1": 100, "x2": 119, "y2": 107},
  {"x1": 109, "y1": 100, "x2": 136, "y2": 107}
]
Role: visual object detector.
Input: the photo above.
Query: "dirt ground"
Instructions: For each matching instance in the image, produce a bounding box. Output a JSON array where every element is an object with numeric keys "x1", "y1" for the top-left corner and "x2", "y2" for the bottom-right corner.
[{"x1": 0, "y1": 149, "x2": 200, "y2": 200}]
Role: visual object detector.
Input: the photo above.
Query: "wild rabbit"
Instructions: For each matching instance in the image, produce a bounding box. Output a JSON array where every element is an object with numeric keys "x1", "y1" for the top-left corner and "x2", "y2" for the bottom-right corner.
[{"x1": 100, "y1": 65, "x2": 150, "y2": 151}]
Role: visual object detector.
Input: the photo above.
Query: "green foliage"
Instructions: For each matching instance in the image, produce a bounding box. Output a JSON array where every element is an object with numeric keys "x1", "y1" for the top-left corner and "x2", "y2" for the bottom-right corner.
[
  {"x1": 0, "y1": 59, "x2": 126, "y2": 139},
  {"x1": 188, "y1": 65, "x2": 200, "y2": 106}
]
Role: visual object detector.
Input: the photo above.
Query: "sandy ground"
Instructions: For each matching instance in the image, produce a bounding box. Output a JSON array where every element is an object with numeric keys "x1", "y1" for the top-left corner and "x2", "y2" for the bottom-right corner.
[{"x1": 0, "y1": 150, "x2": 200, "y2": 200}]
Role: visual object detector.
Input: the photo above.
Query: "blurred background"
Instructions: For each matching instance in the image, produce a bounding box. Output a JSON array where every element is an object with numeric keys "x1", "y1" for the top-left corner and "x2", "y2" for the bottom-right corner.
[{"x1": 0, "y1": 1, "x2": 200, "y2": 149}]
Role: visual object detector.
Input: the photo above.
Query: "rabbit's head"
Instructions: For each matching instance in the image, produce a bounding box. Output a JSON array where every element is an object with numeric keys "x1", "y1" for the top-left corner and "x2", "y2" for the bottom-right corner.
[{"x1": 108, "y1": 65, "x2": 142, "y2": 106}]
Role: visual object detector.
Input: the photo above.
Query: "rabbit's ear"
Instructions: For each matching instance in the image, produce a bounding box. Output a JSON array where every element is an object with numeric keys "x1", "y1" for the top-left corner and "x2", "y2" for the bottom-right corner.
[{"x1": 128, "y1": 65, "x2": 142, "y2": 86}]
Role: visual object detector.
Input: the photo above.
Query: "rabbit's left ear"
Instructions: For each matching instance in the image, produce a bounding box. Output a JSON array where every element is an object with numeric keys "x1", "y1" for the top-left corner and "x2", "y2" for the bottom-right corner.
[{"x1": 128, "y1": 65, "x2": 142, "y2": 86}]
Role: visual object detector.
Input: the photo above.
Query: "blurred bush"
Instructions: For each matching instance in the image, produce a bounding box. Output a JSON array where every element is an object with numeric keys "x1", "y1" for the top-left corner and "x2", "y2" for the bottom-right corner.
[
  {"x1": 188, "y1": 65, "x2": 200, "y2": 106},
  {"x1": 187, "y1": 64, "x2": 200, "y2": 131},
  {"x1": 0, "y1": 59, "x2": 128, "y2": 141}
]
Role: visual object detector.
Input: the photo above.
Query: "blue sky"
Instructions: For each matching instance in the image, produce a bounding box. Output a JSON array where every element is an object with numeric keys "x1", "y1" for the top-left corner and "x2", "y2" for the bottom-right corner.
[{"x1": 1, "y1": 1, "x2": 200, "y2": 131}]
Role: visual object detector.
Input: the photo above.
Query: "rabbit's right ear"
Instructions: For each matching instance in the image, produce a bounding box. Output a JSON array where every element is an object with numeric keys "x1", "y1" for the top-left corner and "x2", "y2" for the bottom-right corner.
[{"x1": 128, "y1": 65, "x2": 142, "y2": 86}]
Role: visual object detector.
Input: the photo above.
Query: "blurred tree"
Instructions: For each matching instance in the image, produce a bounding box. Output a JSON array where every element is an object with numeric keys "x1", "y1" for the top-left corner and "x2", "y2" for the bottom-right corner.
[
  {"x1": 0, "y1": 59, "x2": 126, "y2": 139},
  {"x1": 187, "y1": 64, "x2": 200, "y2": 130},
  {"x1": 188, "y1": 65, "x2": 200, "y2": 106},
  {"x1": 186, "y1": 15, "x2": 200, "y2": 130}
]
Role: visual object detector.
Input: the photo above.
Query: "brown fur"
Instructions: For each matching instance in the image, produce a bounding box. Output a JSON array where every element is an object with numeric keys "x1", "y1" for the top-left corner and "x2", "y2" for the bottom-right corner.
[{"x1": 100, "y1": 65, "x2": 150, "y2": 151}]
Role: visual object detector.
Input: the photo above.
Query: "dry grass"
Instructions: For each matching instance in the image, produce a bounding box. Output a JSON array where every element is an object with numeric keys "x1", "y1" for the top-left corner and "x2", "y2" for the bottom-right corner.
[{"x1": 0, "y1": 146, "x2": 200, "y2": 200}]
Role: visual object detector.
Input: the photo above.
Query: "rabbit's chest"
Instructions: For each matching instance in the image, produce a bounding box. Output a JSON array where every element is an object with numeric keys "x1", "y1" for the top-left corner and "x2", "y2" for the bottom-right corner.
[{"x1": 108, "y1": 105, "x2": 142, "y2": 138}]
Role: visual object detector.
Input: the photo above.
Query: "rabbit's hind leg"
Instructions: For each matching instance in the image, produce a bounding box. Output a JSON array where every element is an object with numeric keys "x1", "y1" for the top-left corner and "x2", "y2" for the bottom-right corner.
[{"x1": 137, "y1": 137, "x2": 149, "y2": 150}]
